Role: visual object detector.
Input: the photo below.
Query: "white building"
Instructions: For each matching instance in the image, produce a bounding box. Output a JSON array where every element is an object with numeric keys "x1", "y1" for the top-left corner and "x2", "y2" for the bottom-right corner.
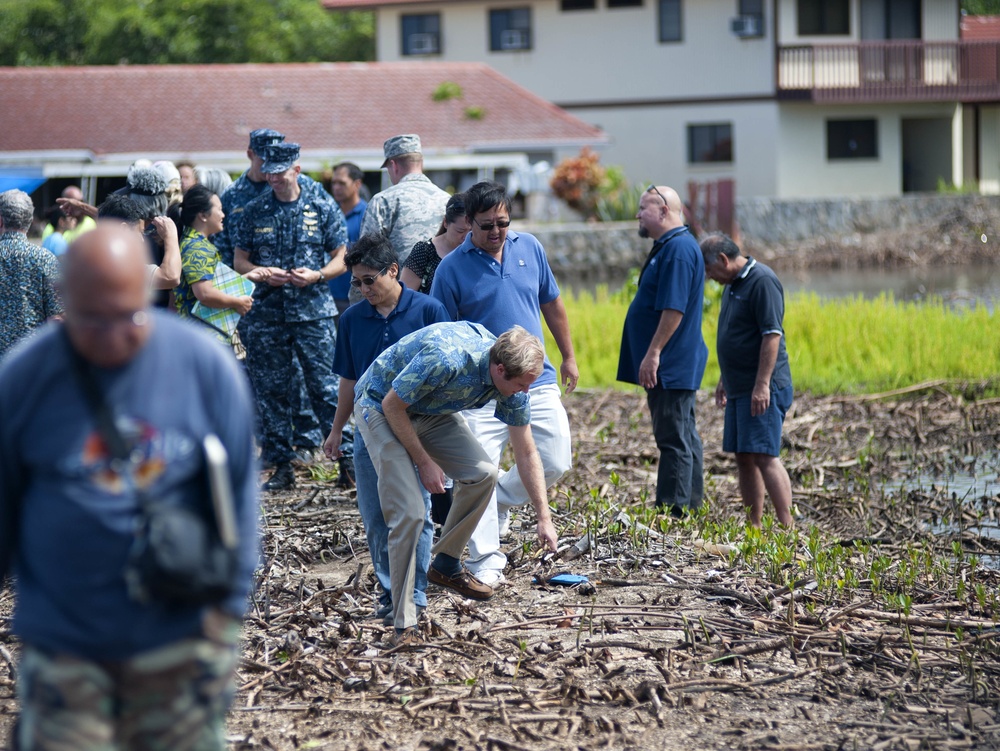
[{"x1": 322, "y1": 0, "x2": 1000, "y2": 198}]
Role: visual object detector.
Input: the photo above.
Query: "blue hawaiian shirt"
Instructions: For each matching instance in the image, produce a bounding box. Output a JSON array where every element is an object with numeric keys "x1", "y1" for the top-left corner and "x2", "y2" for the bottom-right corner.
[{"x1": 355, "y1": 321, "x2": 530, "y2": 426}]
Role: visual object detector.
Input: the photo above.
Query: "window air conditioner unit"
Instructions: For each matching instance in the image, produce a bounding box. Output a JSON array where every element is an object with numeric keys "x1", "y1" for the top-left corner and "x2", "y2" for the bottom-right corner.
[
  {"x1": 500, "y1": 29, "x2": 529, "y2": 49},
  {"x1": 409, "y1": 33, "x2": 438, "y2": 54},
  {"x1": 730, "y1": 14, "x2": 762, "y2": 38}
]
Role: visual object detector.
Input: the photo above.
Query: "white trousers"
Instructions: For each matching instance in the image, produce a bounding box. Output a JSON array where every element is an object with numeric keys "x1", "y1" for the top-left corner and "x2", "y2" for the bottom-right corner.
[{"x1": 464, "y1": 383, "x2": 572, "y2": 577}]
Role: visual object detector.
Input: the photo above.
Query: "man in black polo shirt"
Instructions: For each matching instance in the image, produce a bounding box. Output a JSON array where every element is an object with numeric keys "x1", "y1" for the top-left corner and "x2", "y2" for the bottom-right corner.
[{"x1": 701, "y1": 232, "x2": 794, "y2": 528}]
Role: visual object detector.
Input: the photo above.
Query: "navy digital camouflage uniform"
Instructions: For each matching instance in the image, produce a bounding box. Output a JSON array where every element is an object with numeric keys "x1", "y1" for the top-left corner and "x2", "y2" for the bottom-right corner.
[
  {"x1": 216, "y1": 141, "x2": 338, "y2": 452},
  {"x1": 234, "y1": 187, "x2": 350, "y2": 467}
]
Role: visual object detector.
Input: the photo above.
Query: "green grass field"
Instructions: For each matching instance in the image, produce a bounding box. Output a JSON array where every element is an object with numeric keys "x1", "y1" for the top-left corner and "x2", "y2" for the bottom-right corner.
[{"x1": 545, "y1": 283, "x2": 1000, "y2": 396}]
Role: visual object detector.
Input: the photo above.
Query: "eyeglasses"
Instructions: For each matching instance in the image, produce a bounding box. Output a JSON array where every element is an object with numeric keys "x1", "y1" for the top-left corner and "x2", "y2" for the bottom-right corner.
[
  {"x1": 471, "y1": 217, "x2": 511, "y2": 232},
  {"x1": 72, "y1": 310, "x2": 149, "y2": 331},
  {"x1": 646, "y1": 185, "x2": 669, "y2": 206},
  {"x1": 349, "y1": 267, "x2": 389, "y2": 288}
]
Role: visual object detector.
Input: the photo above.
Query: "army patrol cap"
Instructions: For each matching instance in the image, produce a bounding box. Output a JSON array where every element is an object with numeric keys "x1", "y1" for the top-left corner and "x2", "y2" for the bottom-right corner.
[
  {"x1": 381, "y1": 134, "x2": 422, "y2": 168},
  {"x1": 261, "y1": 142, "x2": 300, "y2": 174},
  {"x1": 249, "y1": 128, "x2": 285, "y2": 155}
]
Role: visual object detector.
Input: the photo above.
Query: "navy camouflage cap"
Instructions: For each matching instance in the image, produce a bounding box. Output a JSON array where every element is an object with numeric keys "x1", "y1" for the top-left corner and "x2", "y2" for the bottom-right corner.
[
  {"x1": 249, "y1": 128, "x2": 285, "y2": 155},
  {"x1": 261, "y1": 142, "x2": 300, "y2": 174},
  {"x1": 381, "y1": 134, "x2": 422, "y2": 168}
]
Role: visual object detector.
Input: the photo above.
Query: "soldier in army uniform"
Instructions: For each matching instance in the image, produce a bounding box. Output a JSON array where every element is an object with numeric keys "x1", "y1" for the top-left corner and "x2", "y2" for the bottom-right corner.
[
  {"x1": 360, "y1": 134, "x2": 450, "y2": 269},
  {"x1": 234, "y1": 142, "x2": 349, "y2": 491}
]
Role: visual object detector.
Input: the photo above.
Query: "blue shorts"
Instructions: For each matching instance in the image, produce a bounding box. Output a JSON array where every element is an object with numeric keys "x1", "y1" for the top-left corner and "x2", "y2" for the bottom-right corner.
[{"x1": 722, "y1": 384, "x2": 793, "y2": 456}]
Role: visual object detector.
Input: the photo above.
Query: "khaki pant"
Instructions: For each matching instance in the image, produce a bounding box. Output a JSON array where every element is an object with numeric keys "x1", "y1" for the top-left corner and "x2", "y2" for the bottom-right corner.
[
  {"x1": 14, "y1": 610, "x2": 241, "y2": 751},
  {"x1": 355, "y1": 403, "x2": 497, "y2": 630}
]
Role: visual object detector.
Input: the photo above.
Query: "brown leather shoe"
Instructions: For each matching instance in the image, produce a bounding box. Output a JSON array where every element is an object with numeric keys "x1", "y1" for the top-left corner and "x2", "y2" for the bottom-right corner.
[{"x1": 427, "y1": 566, "x2": 494, "y2": 600}]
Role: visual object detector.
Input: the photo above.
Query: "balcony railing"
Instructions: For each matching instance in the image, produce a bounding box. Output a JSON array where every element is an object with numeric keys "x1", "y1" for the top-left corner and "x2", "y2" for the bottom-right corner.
[{"x1": 777, "y1": 40, "x2": 1000, "y2": 103}]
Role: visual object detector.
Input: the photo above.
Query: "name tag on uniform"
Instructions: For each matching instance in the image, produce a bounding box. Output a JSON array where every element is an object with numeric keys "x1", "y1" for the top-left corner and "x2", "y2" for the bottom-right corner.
[{"x1": 255, "y1": 227, "x2": 274, "y2": 234}]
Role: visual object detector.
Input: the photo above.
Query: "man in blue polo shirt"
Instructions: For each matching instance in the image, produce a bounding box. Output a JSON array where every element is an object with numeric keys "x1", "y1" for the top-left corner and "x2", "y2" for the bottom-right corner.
[
  {"x1": 618, "y1": 184, "x2": 708, "y2": 517},
  {"x1": 354, "y1": 322, "x2": 557, "y2": 646},
  {"x1": 323, "y1": 232, "x2": 449, "y2": 625},
  {"x1": 701, "y1": 232, "x2": 794, "y2": 528},
  {"x1": 430, "y1": 180, "x2": 577, "y2": 586}
]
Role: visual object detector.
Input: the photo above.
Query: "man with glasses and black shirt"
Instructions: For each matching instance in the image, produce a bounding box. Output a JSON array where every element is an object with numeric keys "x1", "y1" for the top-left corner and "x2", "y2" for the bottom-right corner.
[
  {"x1": 618, "y1": 184, "x2": 708, "y2": 518},
  {"x1": 430, "y1": 180, "x2": 574, "y2": 586}
]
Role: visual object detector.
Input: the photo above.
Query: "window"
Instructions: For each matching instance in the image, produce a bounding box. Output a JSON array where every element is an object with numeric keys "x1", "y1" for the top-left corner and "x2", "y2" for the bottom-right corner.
[
  {"x1": 658, "y1": 0, "x2": 682, "y2": 42},
  {"x1": 490, "y1": 8, "x2": 532, "y2": 51},
  {"x1": 560, "y1": 0, "x2": 595, "y2": 9},
  {"x1": 688, "y1": 124, "x2": 733, "y2": 164},
  {"x1": 401, "y1": 13, "x2": 440, "y2": 56},
  {"x1": 798, "y1": 0, "x2": 849, "y2": 35},
  {"x1": 733, "y1": 0, "x2": 764, "y2": 37},
  {"x1": 608, "y1": 0, "x2": 642, "y2": 8},
  {"x1": 827, "y1": 119, "x2": 878, "y2": 159}
]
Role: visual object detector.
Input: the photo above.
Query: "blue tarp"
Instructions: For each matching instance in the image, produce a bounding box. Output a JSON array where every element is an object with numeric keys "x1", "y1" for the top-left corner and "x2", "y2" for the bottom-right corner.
[{"x1": 0, "y1": 168, "x2": 46, "y2": 195}]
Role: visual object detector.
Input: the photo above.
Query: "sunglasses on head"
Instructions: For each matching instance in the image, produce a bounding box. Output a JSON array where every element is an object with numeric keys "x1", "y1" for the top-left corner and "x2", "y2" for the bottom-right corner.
[
  {"x1": 646, "y1": 184, "x2": 669, "y2": 205},
  {"x1": 349, "y1": 267, "x2": 389, "y2": 288}
]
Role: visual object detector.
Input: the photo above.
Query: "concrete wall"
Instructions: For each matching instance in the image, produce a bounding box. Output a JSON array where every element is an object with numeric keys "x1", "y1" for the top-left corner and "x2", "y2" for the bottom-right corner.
[
  {"x1": 376, "y1": 0, "x2": 774, "y2": 103},
  {"x1": 980, "y1": 106, "x2": 1000, "y2": 195},
  {"x1": 736, "y1": 192, "x2": 1000, "y2": 244},
  {"x1": 573, "y1": 100, "x2": 780, "y2": 200},
  {"x1": 523, "y1": 192, "x2": 1000, "y2": 274},
  {"x1": 776, "y1": 101, "x2": 959, "y2": 198}
]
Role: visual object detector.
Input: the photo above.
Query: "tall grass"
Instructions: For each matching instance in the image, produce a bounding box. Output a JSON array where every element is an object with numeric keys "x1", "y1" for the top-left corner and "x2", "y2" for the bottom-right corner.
[{"x1": 544, "y1": 284, "x2": 1000, "y2": 395}]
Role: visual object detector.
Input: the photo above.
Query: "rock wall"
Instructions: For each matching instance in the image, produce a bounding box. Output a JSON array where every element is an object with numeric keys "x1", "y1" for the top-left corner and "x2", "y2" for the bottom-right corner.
[
  {"x1": 736, "y1": 194, "x2": 1000, "y2": 245},
  {"x1": 523, "y1": 194, "x2": 1000, "y2": 276}
]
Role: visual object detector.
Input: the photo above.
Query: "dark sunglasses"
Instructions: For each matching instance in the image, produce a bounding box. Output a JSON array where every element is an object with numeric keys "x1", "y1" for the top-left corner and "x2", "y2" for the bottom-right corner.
[
  {"x1": 349, "y1": 267, "x2": 389, "y2": 288},
  {"x1": 472, "y1": 217, "x2": 511, "y2": 232}
]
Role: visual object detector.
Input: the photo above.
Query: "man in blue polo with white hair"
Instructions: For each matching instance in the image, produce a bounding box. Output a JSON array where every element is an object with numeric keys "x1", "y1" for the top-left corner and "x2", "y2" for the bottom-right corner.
[{"x1": 234, "y1": 142, "x2": 349, "y2": 491}]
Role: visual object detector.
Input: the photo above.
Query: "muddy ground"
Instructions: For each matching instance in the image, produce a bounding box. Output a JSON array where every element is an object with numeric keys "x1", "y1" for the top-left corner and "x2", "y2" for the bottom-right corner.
[{"x1": 8, "y1": 389, "x2": 992, "y2": 750}]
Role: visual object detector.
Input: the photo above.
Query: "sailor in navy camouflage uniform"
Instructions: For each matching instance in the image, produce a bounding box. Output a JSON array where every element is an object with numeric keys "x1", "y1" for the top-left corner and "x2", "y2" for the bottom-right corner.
[
  {"x1": 234, "y1": 142, "x2": 350, "y2": 490},
  {"x1": 214, "y1": 128, "x2": 284, "y2": 269},
  {"x1": 217, "y1": 129, "x2": 336, "y2": 267},
  {"x1": 218, "y1": 129, "x2": 344, "y2": 464}
]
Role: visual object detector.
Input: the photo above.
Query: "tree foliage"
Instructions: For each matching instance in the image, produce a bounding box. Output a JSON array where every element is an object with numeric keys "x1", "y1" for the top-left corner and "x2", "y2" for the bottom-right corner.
[
  {"x1": 0, "y1": 0, "x2": 374, "y2": 66},
  {"x1": 963, "y1": 0, "x2": 1000, "y2": 14}
]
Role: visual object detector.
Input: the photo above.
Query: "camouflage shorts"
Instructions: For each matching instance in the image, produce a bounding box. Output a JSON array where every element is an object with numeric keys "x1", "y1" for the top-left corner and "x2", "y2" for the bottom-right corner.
[{"x1": 14, "y1": 609, "x2": 241, "y2": 751}]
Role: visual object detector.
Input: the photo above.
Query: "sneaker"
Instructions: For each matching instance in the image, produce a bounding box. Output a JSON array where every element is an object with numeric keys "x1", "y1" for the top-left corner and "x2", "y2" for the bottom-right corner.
[
  {"x1": 389, "y1": 627, "x2": 422, "y2": 648},
  {"x1": 472, "y1": 568, "x2": 507, "y2": 587},
  {"x1": 337, "y1": 457, "x2": 355, "y2": 489},
  {"x1": 427, "y1": 566, "x2": 493, "y2": 600},
  {"x1": 263, "y1": 463, "x2": 295, "y2": 491}
]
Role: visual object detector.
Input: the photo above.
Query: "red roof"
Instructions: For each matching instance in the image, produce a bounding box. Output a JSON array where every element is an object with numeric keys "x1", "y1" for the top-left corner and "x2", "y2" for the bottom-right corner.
[
  {"x1": 961, "y1": 15, "x2": 1000, "y2": 41},
  {"x1": 0, "y1": 62, "x2": 605, "y2": 159}
]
